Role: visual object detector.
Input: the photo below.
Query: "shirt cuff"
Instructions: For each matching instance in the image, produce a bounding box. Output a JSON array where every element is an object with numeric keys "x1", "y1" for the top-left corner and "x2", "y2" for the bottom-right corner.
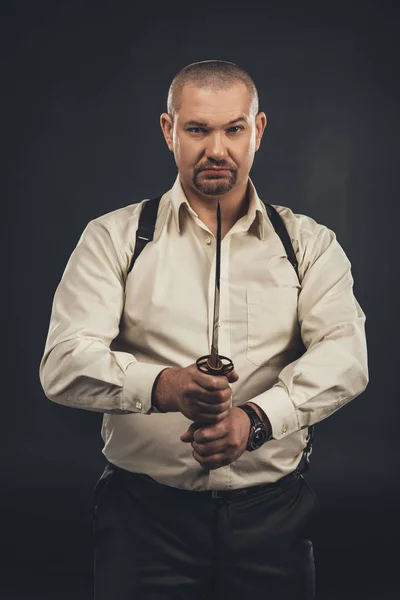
[
  {"x1": 122, "y1": 362, "x2": 171, "y2": 414},
  {"x1": 249, "y1": 385, "x2": 298, "y2": 440}
]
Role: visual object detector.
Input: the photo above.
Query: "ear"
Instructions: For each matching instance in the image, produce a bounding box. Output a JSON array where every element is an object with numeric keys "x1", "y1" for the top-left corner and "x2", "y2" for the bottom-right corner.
[
  {"x1": 255, "y1": 112, "x2": 267, "y2": 152},
  {"x1": 160, "y1": 113, "x2": 174, "y2": 152}
]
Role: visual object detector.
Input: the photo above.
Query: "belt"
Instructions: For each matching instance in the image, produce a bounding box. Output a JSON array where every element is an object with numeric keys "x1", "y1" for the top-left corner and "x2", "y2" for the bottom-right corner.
[
  {"x1": 206, "y1": 467, "x2": 301, "y2": 501},
  {"x1": 112, "y1": 463, "x2": 302, "y2": 501}
]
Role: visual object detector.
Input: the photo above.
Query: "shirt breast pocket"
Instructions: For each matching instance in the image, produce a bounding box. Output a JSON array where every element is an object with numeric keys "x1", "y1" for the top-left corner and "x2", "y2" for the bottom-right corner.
[{"x1": 246, "y1": 287, "x2": 300, "y2": 367}]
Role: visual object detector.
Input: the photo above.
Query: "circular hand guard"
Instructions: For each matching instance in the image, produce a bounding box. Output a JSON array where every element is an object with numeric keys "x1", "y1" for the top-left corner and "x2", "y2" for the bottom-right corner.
[{"x1": 196, "y1": 354, "x2": 234, "y2": 376}]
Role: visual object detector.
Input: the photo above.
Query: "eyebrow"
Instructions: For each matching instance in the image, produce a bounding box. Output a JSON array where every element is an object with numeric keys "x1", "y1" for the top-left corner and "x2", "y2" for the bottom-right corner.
[{"x1": 183, "y1": 117, "x2": 247, "y2": 128}]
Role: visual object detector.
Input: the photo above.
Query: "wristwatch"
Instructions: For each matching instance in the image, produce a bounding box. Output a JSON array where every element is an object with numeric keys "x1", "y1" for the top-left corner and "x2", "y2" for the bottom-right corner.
[{"x1": 238, "y1": 404, "x2": 271, "y2": 452}]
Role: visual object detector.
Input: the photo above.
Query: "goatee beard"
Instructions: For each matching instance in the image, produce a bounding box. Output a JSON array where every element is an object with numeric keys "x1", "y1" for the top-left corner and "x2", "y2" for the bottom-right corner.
[{"x1": 193, "y1": 170, "x2": 237, "y2": 196}]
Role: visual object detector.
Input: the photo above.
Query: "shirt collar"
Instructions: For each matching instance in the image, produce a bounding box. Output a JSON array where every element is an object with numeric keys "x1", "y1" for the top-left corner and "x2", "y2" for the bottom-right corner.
[{"x1": 169, "y1": 173, "x2": 268, "y2": 241}]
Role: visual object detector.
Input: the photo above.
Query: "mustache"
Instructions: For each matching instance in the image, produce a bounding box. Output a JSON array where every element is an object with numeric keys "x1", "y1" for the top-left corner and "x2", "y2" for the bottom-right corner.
[{"x1": 196, "y1": 165, "x2": 236, "y2": 172}]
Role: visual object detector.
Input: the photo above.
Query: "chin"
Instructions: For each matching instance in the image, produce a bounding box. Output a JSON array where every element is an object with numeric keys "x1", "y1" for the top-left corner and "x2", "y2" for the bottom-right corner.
[
  {"x1": 193, "y1": 174, "x2": 237, "y2": 196},
  {"x1": 206, "y1": 187, "x2": 233, "y2": 196},
  {"x1": 196, "y1": 183, "x2": 234, "y2": 196}
]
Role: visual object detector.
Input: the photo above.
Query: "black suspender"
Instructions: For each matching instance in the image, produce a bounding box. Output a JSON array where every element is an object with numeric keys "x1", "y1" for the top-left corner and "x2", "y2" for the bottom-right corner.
[
  {"x1": 127, "y1": 196, "x2": 163, "y2": 275},
  {"x1": 264, "y1": 204, "x2": 300, "y2": 283},
  {"x1": 127, "y1": 195, "x2": 314, "y2": 471},
  {"x1": 128, "y1": 198, "x2": 299, "y2": 278}
]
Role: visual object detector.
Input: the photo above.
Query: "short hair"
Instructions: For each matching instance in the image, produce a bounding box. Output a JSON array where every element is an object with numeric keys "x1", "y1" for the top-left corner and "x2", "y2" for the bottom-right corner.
[{"x1": 167, "y1": 60, "x2": 259, "y2": 120}]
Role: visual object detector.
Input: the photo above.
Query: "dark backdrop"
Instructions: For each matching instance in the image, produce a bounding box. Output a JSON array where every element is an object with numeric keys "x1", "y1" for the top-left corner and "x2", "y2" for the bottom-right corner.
[{"x1": 3, "y1": 0, "x2": 399, "y2": 598}]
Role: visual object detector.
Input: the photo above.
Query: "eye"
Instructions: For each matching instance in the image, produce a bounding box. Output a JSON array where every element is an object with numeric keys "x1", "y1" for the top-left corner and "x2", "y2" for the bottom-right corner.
[
  {"x1": 228, "y1": 126, "x2": 244, "y2": 133},
  {"x1": 187, "y1": 127, "x2": 206, "y2": 134}
]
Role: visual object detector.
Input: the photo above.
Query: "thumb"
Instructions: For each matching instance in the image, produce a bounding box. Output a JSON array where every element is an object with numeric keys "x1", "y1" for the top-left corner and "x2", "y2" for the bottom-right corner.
[
  {"x1": 180, "y1": 422, "x2": 200, "y2": 442},
  {"x1": 226, "y1": 370, "x2": 239, "y2": 384}
]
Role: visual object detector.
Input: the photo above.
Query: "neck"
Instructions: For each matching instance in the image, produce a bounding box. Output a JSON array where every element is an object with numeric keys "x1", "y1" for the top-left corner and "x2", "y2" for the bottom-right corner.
[{"x1": 179, "y1": 176, "x2": 250, "y2": 237}]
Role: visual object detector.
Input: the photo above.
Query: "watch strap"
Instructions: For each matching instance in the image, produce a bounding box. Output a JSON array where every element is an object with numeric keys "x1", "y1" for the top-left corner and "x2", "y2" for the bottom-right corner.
[
  {"x1": 238, "y1": 404, "x2": 272, "y2": 451},
  {"x1": 238, "y1": 404, "x2": 261, "y2": 428}
]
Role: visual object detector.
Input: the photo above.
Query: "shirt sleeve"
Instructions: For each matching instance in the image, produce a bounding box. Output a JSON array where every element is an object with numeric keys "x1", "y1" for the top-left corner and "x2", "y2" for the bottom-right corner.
[
  {"x1": 39, "y1": 218, "x2": 169, "y2": 414},
  {"x1": 249, "y1": 225, "x2": 369, "y2": 440}
]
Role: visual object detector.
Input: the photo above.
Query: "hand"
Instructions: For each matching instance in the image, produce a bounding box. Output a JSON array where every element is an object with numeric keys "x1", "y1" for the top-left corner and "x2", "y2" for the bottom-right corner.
[
  {"x1": 180, "y1": 407, "x2": 251, "y2": 470},
  {"x1": 152, "y1": 364, "x2": 239, "y2": 424}
]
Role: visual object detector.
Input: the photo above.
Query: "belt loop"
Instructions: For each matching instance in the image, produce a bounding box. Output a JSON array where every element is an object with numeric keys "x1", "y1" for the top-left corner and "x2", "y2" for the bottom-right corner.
[{"x1": 212, "y1": 490, "x2": 222, "y2": 499}]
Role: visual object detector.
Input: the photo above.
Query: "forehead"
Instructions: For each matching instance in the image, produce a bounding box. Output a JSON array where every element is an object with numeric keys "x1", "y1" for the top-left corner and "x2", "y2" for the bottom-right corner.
[{"x1": 177, "y1": 83, "x2": 252, "y2": 123}]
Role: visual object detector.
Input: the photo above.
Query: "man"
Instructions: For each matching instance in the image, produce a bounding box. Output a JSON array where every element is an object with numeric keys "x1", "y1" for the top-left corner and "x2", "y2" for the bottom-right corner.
[{"x1": 39, "y1": 60, "x2": 368, "y2": 599}]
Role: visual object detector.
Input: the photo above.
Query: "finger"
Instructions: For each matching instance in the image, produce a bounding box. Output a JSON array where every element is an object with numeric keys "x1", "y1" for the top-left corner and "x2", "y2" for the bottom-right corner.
[
  {"x1": 188, "y1": 407, "x2": 231, "y2": 425},
  {"x1": 191, "y1": 398, "x2": 231, "y2": 414},
  {"x1": 192, "y1": 450, "x2": 229, "y2": 471},
  {"x1": 180, "y1": 431, "x2": 194, "y2": 443},
  {"x1": 192, "y1": 440, "x2": 226, "y2": 457},
  {"x1": 180, "y1": 423, "x2": 203, "y2": 442},
  {"x1": 226, "y1": 370, "x2": 239, "y2": 383},
  {"x1": 191, "y1": 384, "x2": 232, "y2": 405},
  {"x1": 193, "y1": 424, "x2": 229, "y2": 443},
  {"x1": 192, "y1": 371, "x2": 231, "y2": 392}
]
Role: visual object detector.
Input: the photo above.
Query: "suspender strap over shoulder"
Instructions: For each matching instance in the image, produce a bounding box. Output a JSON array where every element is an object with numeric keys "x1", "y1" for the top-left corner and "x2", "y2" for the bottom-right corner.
[
  {"x1": 264, "y1": 203, "x2": 300, "y2": 283},
  {"x1": 127, "y1": 196, "x2": 162, "y2": 275}
]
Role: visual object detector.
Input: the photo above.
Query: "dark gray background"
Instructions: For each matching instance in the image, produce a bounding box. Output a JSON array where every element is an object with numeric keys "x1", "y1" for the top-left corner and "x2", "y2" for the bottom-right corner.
[{"x1": 3, "y1": 0, "x2": 399, "y2": 598}]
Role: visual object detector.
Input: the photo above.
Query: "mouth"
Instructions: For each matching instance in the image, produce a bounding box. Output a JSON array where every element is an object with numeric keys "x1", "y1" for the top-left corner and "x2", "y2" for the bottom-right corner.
[{"x1": 201, "y1": 168, "x2": 231, "y2": 174}]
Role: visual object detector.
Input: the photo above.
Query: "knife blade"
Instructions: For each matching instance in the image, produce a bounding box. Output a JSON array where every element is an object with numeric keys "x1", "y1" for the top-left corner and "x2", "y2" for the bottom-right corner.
[{"x1": 196, "y1": 200, "x2": 234, "y2": 376}]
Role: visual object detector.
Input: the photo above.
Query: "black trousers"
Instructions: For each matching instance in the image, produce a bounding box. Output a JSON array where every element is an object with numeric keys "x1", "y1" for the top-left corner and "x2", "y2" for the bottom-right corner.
[{"x1": 92, "y1": 461, "x2": 317, "y2": 600}]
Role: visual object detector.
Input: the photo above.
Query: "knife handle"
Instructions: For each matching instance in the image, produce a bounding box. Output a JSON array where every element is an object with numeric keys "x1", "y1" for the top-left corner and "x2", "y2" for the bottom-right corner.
[
  {"x1": 196, "y1": 354, "x2": 234, "y2": 376},
  {"x1": 193, "y1": 355, "x2": 235, "y2": 436}
]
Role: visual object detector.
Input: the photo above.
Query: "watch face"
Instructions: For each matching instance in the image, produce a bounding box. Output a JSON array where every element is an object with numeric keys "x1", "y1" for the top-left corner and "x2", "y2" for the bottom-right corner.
[{"x1": 250, "y1": 427, "x2": 268, "y2": 449}]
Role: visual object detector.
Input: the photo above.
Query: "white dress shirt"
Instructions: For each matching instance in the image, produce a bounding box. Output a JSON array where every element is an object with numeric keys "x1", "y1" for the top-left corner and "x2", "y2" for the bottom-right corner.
[{"x1": 39, "y1": 174, "x2": 368, "y2": 491}]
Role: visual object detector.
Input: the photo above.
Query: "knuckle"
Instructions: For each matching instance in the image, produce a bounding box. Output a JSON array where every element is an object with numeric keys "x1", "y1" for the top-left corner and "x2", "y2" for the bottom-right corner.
[
  {"x1": 215, "y1": 389, "x2": 226, "y2": 402},
  {"x1": 211, "y1": 376, "x2": 222, "y2": 389},
  {"x1": 228, "y1": 439, "x2": 238, "y2": 450},
  {"x1": 194, "y1": 445, "x2": 204, "y2": 456},
  {"x1": 186, "y1": 381, "x2": 197, "y2": 395},
  {"x1": 222, "y1": 388, "x2": 231, "y2": 401}
]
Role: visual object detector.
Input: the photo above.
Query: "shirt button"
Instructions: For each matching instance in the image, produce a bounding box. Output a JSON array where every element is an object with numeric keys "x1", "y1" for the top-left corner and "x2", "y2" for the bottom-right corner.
[
  {"x1": 205, "y1": 238, "x2": 211, "y2": 245},
  {"x1": 281, "y1": 424, "x2": 288, "y2": 434},
  {"x1": 135, "y1": 401, "x2": 142, "y2": 410}
]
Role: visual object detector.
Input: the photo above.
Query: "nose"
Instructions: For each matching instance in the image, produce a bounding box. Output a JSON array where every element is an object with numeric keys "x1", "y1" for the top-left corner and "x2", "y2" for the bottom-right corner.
[{"x1": 205, "y1": 132, "x2": 228, "y2": 161}]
